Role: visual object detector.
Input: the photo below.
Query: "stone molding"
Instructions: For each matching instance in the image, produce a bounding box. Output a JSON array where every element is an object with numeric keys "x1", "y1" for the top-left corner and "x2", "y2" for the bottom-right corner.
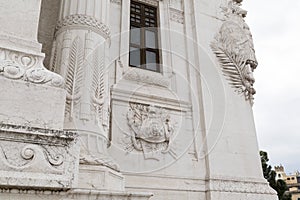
[
  {"x1": 55, "y1": 14, "x2": 111, "y2": 40},
  {"x1": 169, "y1": 8, "x2": 184, "y2": 24},
  {"x1": 122, "y1": 66, "x2": 170, "y2": 88},
  {"x1": 0, "y1": 188, "x2": 153, "y2": 200},
  {"x1": 0, "y1": 48, "x2": 64, "y2": 88},
  {"x1": 0, "y1": 124, "x2": 76, "y2": 143},
  {"x1": 0, "y1": 33, "x2": 42, "y2": 55},
  {"x1": 111, "y1": 86, "x2": 191, "y2": 112},
  {"x1": 207, "y1": 179, "x2": 276, "y2": 195},
  {"x1": 136, "y1": 0, "x2": 159, "y2": 7}
]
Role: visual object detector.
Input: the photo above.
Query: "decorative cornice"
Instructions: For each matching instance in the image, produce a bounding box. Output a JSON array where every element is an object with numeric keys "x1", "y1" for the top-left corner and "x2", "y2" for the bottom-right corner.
[
  {"x1": 55, "y1": 14, "x2": 111, "y2": 40},
  {"x1": 0, "y1": 123, "x2": 77, "y2": 143}
]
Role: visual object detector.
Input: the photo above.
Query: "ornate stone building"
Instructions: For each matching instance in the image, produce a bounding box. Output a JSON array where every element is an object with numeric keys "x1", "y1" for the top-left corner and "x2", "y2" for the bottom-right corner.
[{"x1": 0, "y1": 0, "x2": 278, "y2": 199}]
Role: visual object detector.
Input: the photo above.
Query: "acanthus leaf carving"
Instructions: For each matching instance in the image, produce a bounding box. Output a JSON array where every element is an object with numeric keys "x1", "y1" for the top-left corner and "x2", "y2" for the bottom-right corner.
[{"x1": 211, "y1": 0, "x2": 257, "y2": 104}]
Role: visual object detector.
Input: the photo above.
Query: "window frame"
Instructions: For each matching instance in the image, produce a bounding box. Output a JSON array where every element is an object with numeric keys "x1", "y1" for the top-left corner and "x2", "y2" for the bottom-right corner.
[{"x1": 129, "y1": 0, "x2": 161, "y2": 72}]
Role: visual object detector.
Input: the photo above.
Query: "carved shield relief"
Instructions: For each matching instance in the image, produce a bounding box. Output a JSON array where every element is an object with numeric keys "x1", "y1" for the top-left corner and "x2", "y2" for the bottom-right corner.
[{"x1": 125, "y1": 103, "x2": 176, "y2": 160}]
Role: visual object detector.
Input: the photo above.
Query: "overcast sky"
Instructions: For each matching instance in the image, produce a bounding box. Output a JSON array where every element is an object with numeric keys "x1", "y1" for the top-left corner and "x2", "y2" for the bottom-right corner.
[{"x1": 242, "y1": 0, "x2": 300, "y2": 174}]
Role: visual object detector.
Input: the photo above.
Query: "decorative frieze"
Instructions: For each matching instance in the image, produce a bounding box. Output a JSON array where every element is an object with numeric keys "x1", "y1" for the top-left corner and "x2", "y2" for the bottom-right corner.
[
  {"x1": 169, "y1": 8, "x2": 184, "y2": 24},
  {"x1": 55, "y1": 14, "x2": 111, "y2": 40},
  {"x1": 208, "y1": 179, "x2": 276, "y2": 195}
]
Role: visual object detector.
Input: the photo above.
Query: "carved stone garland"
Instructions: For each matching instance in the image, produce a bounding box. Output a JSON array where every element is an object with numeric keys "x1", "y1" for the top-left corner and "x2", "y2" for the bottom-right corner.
[
  {"x1": 211, "y1": 0, "x2": 258, "y2": 104},
  {"x1": 125, "y1": 103, "x2": 176, "y2": 160}
]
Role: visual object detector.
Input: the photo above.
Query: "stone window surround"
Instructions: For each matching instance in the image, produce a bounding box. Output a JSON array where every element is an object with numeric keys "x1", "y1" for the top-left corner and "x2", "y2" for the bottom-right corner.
[
  {"x1": 129, "y1": 0, "x2": 161, "y2": 72},
  {"x1": 117, "y1": 0, "x2": 173, "y2": 87}
]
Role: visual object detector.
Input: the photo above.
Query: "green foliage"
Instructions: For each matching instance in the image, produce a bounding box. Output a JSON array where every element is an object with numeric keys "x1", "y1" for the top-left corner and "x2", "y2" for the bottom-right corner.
[{"x1": 260, "y1": 151, "x2": 292, "y2": 200}]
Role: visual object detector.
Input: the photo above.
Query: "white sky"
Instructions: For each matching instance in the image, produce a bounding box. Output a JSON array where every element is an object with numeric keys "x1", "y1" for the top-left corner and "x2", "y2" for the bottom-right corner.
[{"x1": 243, "y1": 0, "x2": 300, "y2": 173}]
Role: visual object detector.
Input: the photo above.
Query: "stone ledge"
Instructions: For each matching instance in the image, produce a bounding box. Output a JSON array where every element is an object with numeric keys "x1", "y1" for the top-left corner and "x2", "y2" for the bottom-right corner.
[{"x1": 0, "y1": 188, "x2": 153, "y2": 200}]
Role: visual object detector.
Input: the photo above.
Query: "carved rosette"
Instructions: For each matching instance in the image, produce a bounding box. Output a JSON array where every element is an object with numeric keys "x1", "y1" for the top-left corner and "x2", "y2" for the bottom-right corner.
[
  {"x1": 0, "y1": 48, "x2": 64, "y2": 88},
  {"x1": 125, "y1": 103, "x2": 176, "y2": 160},
  {"x1": 211, "y1": 0, "x2": 258, "y2": 104}
]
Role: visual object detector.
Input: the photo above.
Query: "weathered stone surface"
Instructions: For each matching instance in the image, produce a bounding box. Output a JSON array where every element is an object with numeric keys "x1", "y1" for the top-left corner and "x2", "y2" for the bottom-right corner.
[
  {"x1": 0, "y1": 124, "x2": 79, "y2": 189},
  {"x1": 0, "y1": 188, "x2": 152, "y2": 200},
  {"x1": 0, "y1": 78, "x2": 65, "y2": 130}
]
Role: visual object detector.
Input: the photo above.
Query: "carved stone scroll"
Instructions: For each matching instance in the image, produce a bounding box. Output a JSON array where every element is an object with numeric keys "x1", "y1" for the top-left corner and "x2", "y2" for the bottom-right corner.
[
  {"x1": 0, "y1": 48, "x2": 64, "y2": 88},
  {"x1": 0, "y1": 124, "x2": 78, "y2": 189}
]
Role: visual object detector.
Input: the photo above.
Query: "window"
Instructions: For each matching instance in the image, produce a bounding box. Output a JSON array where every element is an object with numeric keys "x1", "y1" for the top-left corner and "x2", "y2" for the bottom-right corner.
[{"x1": 129, "y1": 1, "x2": 160, "y2": 72}]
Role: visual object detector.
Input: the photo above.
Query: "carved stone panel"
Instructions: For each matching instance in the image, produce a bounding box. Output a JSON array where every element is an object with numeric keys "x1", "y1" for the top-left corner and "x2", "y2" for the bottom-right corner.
[
  {"x1": 124, "y1": 103, "x2": 176, "y2": 160},
  {"x1": 0, "y1": 124, "x2": 79, "y2": 189}
]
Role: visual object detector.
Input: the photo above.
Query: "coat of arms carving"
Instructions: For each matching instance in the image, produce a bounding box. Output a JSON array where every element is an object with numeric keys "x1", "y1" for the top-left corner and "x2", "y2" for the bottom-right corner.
[
  {"x1": 211, "y1": 0, "x2": 258, "y2": 104},
  {"x1": 124, "y1": 103, "x2": 176, "y2": 160}
]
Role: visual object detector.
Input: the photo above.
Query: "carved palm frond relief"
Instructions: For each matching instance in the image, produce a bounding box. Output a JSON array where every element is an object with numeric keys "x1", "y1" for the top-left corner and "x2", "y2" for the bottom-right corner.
[
  {"x1": 65, "y1": 36, "x2": 84, "y2": 115},
  {"x1": 211, "y1": 41, "x2": 247, "y2": 94},
  {"x1": 92, "y1": 47, "x2": 105, "y2": 105}
]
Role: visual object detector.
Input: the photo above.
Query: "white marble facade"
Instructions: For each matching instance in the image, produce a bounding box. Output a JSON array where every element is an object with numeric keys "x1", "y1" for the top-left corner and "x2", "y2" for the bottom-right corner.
[{"x1": 0, "y1": 0, "x2": 278, "y2": 199}]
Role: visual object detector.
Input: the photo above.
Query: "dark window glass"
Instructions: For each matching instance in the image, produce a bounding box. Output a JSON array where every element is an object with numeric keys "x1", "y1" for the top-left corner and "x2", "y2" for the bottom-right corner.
[
  {"x1": 129, "y1": 47, "x2": 141, "y2": 67},
  {"x1": 129, "y1": 1, "x2": 160, "y2": 72}
]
